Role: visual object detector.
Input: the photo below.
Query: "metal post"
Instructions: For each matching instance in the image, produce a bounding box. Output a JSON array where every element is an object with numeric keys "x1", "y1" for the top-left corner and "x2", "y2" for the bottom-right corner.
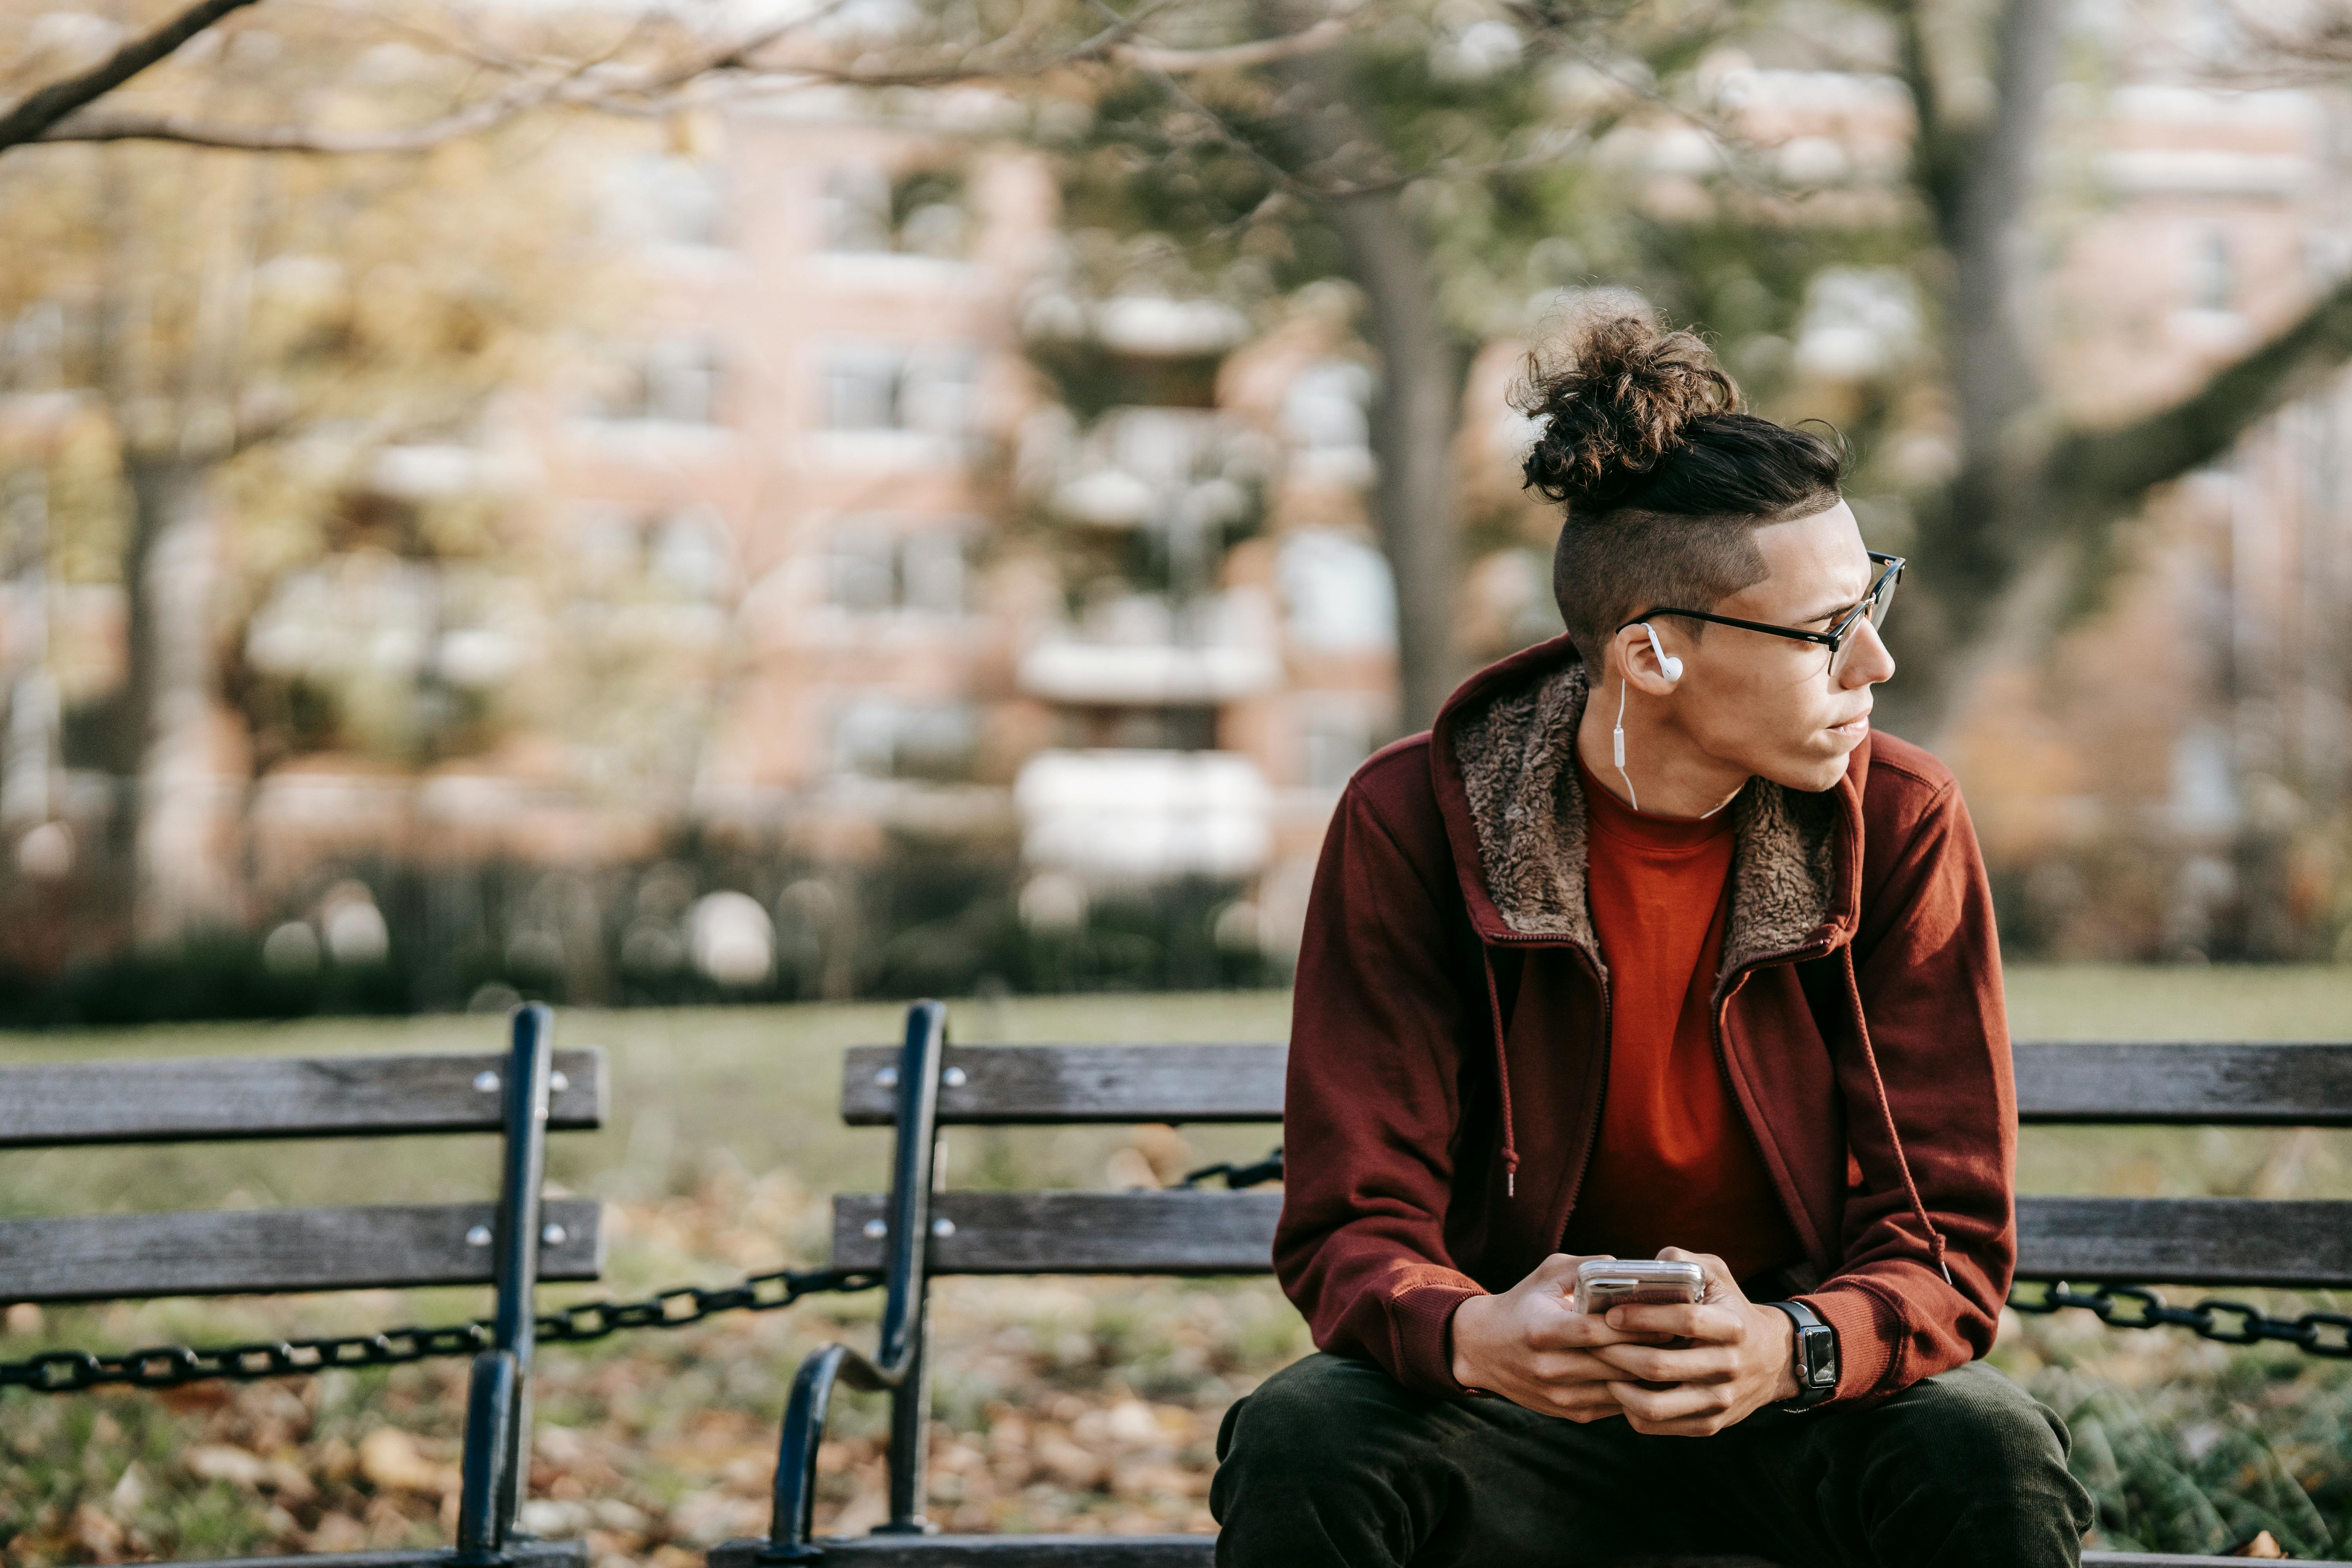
[
  {"x1": 759, "y1": 1000, "x2": 949, "y2": 1559},
  {"x1": 452, "y1": 1350, "x2": 517, "y2": 1566},
  {"x1": 873, "y1": 1000, "x2": 946, "y2": 1536},
  {"x1": 768, "y1": 1343, "x2": 856, "y2": 1557},
  {"x1": 492, "y1": 1004, "x2": 553, "y2": 1541}
]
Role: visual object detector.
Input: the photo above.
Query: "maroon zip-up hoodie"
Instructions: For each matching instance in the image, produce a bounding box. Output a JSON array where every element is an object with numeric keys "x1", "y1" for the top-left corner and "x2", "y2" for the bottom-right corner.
[{"x1": 1274, "y1": 637, "x2": 2016, "y2": 1406}]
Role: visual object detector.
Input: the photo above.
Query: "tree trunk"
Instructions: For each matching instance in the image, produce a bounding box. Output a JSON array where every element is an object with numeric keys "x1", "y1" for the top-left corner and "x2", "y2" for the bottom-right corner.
[
  {"x1": 1252, "y1": 0, "x2": 1466, "y2": 734},
  {"x1": 1880, "y1": 0, "x2": 2070, "y2": 739},
  {"x1": 123, "y1": 450, "x2": 235, "y2": 946},
  {"x1": 1324, "y1": 190, "x2": 1464, "y2": 733},
  {"x1": 1939, "y1": 0, "x2": 2066, "y2": 558},
  {"x1": 98, "y1": 145, "x2": 255, "y2": 949}
]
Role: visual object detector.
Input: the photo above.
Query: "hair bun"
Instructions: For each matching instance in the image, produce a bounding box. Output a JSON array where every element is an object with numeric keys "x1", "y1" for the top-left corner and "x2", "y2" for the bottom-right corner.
[{"x1": 1514, "y1": 292, "x2": 1740, "y2": 511}]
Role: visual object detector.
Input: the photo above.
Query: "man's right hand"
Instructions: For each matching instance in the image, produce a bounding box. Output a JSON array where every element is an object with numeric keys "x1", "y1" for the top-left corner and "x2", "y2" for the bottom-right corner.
[{"x1": 1448, "y1": 1253, "x2": 1668, "y2": 1421}]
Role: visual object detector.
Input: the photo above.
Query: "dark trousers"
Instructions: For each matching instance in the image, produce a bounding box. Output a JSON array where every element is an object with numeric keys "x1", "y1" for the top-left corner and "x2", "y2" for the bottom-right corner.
[{"x1": 1210, "y1": 1351, "x2": 2094, "y2": 1568}]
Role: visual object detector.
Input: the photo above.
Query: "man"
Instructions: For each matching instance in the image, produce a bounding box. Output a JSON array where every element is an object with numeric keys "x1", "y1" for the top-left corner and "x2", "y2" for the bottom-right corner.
[{"x1": 1209, "y1": 306, "x2": 2094, "y2": 1566}]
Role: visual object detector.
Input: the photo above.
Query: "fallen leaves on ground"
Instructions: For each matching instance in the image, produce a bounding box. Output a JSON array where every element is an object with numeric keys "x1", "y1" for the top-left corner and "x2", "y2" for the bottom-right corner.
[
  {"x1": 0, "y1": 1173, "x2": 1303, "y2": 1565},
  {"x1": 7, "y1": 1172, "x2": 2352, "y2": 1563}
]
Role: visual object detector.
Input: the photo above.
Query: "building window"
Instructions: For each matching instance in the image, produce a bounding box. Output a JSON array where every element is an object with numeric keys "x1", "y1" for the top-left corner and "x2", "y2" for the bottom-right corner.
[
  {"x1": 825, "y1": 522, "x2": 972, "y2": 616},
  {"x1": 1054, "y1": 705, "x2": 1218, "y2": 751},
  {"x1": 821, "y1": 165, "x2": 967, "y2": 258},
  {"x1": 592, "y1": 338, "x2": 723, "y2": 425},
  {"x1": 1278, "y1": 528, "x2": 1398, "y2": 652},
  {"x1": 619, "y1": 154, "x2": 726, "y2": 249},
  {"x1": 2194, "y1": 229, "x2": 2233, "y2": 313},
  {"x1": 900, "y1": 529, "x2": 969, "y2": 615},
  {"x1": 565, "y1": 505, "x2": 735, "y2": 606},
  {"x1": 826, "y1": 348, "x2": 905, "y2": 430},
  {"x1": 1301, "y1": 712, "x2": 1373, "y2": 789},
  {"x1": 822, "y1": 348, "x2": 976, "y2": 436},
  {"x1": 832, "y1": 699, "x2": 979, "y2": 780},
  {"x1": 1283, "y1": 359, "x2": 1373, "y2": 452}
]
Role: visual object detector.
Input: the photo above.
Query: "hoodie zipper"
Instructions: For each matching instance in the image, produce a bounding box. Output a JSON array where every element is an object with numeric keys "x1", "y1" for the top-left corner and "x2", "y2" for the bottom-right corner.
[
  {"x1": 1709, "y1": 957, "x2": 1813, "y2": 1265},
  {"x1": 1708, "y1": 933, "x2": 1838, "y2": 1227},
  {"x1": 1562, "y1": 943, "x2": 1610, "y2": 1229},
  {"x1": 1708, "y1": 933, "x2": 1955, "y2": 1287}
]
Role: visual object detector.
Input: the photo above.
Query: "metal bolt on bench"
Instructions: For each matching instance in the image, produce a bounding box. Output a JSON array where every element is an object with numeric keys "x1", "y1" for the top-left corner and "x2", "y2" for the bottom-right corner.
[
  {"x1": 712, "y1": 1007, "x2": 2352, "y2": 1568},
  {"x1": 0, "y1": 1005, "x2": 607, "y2": 1568}
]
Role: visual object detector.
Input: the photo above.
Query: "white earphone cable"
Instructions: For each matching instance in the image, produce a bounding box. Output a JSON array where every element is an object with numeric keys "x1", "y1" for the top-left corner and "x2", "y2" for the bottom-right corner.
[{"x1": 1612, "y1": 672, "x2": 1638, "y2": 812}]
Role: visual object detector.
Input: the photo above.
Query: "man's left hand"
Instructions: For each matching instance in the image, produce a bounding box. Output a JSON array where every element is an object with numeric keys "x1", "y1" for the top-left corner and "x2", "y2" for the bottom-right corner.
[{"x1": 1587, "y1": 1246, "x2": 1801, "y2": 1436}]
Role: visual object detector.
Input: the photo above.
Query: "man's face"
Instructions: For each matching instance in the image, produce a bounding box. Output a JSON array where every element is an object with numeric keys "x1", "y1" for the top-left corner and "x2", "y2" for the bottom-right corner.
[{"x1": 1659, "y1": 501, "x2": 1894, "y2": 793}]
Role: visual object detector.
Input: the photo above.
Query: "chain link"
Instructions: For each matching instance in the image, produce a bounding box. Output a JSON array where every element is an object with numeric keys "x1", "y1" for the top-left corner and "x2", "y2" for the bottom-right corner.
[
  {"x1": 0, "y1": 1266, "x2": 883, "y2": 1396},
  {"x1": 2009, "y1": 1281, "x2": 2352, "y2": 1359},
  {"x1": 13, "y1": 1266, "x2": 2349, "y2": 1394},
  {"x1": 1175, "y1": 1147, "x2": 1285, "y2": 1191}
]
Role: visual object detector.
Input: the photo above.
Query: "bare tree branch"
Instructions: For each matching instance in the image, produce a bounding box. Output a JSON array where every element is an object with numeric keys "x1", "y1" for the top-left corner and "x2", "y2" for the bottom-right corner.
[
  {"x1": 40, "y1": 64, "x2": 592, "y2": 152},
  {"x1": 25, "y1": 0, "x2": 1355, "y2": 153},
  {"x1": 2049, "y1": 269, "x2": 2352, "y2": 522},
  {"x1": 1121, "y1": 18, "x2": 1347, "y2": 72},
  {"x1": 0, "y1": 0, "x2": 264, "y2": 152},
  {"x1": 1074, "y1": 0, "x2": 1438, "y2": 200},
  {"x1": 2189, "y1": 0, "x2": 2352, "y2": 87}
]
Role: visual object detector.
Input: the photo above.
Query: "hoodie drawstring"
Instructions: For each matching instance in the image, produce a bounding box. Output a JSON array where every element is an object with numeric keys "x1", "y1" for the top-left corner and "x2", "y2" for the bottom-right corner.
[
  {"x1": 1840, "y1": 943, "x2": 1953, "y2": 1285},
  {"x1": 1479, "y1": 929, "x2": 1953, "y2": 1289},
  {"x1": 1480, "y1": 949, "x2": 1520, "y2": 1198}
]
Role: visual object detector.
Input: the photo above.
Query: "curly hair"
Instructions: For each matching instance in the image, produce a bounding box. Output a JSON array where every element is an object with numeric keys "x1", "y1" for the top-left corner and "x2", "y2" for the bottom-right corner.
[{"x1": 1513, "y1": 291, "x2": 1847, "y2": 655}]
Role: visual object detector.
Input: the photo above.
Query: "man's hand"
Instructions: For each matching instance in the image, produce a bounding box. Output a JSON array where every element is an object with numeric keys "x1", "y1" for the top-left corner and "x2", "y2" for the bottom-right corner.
[
  {"x1": 1448, "y1": 1253, "x2": 1670, "y2": 1422},
  {"x1": 1586, "y1": 1246, "x2": 1801, "y2": 1436}
]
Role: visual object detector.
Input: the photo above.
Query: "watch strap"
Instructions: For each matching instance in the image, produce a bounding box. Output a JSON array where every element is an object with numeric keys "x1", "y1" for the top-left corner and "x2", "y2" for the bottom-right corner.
[{"x1": 1762, "y1": 1299, "x2": 1838, "y2": 1410}]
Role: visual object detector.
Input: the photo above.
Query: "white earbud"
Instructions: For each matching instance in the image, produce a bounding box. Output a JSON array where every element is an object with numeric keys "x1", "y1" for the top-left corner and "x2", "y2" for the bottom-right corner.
[
  {"x1": 1612, "y1": 624, "x2": 1681, "y2": 814},
  {"x1": 1642, "y1": 622, "x2": 1684, "y2": 681}
]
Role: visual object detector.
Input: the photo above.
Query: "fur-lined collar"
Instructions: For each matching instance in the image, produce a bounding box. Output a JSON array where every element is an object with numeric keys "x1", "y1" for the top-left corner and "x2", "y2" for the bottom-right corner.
[{"x1": 1449, "y1": 659, "x2": 1844, "y2": 977}]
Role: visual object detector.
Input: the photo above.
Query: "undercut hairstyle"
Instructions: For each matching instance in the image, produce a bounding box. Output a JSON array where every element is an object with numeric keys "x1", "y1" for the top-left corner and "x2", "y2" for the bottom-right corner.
[{"x1": 1513, "y1": 292, "x2": 1849, "y2": 657}]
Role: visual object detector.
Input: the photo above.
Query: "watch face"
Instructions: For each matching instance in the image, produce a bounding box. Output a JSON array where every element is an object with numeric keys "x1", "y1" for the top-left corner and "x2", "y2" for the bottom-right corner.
[{"x1": 1798, "y1": 1325, "x2": 1838, "y2": 1387}]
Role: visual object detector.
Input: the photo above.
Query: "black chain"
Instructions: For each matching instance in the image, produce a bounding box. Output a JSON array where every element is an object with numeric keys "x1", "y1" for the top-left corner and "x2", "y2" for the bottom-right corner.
[
  {"x1": 0, "y1": 1265, "x2": 883, "y2": 1395},
  {"x1": 1176, "y1": 1146, "x2": 1285, "y2": 1191},
  {"x1": 15, "y1": 1260, "x2": 2348, "y2": 1394},
  {"x1": 2009, "y1": 1281, "x2": 2352, "y2": 1359}
]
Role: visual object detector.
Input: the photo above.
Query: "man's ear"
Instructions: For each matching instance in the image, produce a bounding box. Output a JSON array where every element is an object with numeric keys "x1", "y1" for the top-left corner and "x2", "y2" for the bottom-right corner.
[{"x1": 1615, "y1": 623, "x2": 1681, "y2": 695}]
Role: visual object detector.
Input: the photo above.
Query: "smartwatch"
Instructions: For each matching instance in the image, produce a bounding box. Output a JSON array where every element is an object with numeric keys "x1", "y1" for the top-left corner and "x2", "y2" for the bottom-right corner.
[{"x1": 1761, "y1": 1299, "x2": 1838, "y2": 1410}]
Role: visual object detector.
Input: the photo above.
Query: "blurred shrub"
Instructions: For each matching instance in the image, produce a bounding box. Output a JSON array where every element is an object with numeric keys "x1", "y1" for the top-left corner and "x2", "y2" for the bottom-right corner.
[
  {"x1": 0, "y1": 841, "x2": 1281, "y2": 1025},
  {"x1": 2029, "y1": 1351, "x2": 2352, "y2": 1556},
  {"x1": 0, "y1": 931, "x2": 406, "y2": 1028}
]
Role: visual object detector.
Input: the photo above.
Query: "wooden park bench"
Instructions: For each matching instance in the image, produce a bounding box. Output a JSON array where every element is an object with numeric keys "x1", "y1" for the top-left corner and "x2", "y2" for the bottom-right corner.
[
  {"x1": 714, "y1": 1001, "x2": 2352, "y2": 1568},
  {"x1": 0, "y1": 1004, "x2": 606, "y2": 1568}
]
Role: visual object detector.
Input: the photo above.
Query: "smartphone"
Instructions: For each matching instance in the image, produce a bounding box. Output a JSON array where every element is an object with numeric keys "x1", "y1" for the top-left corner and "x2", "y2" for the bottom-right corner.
[{"x1": 1573, "y1": 1258, "x2": 1707, "y2": 1316}]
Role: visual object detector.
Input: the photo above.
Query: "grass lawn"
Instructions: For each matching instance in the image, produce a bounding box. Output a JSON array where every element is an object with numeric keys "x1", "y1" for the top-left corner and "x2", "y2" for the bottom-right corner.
[{"x1": 2, "y1": 966, "x2": 2350, "y2": 1563}]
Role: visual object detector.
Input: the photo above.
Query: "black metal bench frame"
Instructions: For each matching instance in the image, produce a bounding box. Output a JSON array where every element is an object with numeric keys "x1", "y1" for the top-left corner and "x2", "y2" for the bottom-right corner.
[
  {"x1": 714, "y1": 1003, "x2": 2352, "y2": 1568},
  {"x1": 0, "y1": 1005, "x2": 607, "y2": 1568}
]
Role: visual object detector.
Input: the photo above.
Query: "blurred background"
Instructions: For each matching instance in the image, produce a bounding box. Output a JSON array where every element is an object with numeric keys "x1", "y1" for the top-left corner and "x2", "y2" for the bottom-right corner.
[
  {"x1": 4, "y1": 0, "x2": 2352, "y2": 1020},
  {"x1": 9, "y1": 7, "x2": 2352, "y2": 1561}
]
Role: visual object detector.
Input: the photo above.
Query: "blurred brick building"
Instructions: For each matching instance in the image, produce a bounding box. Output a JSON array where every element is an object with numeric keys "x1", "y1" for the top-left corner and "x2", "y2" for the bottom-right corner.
[
  {"x1": 212, "y1": 96, "x2": 1400, "y2": 977},
  {"x1": 8, "y1": 29, "x2": 2352, "y2": 991}
]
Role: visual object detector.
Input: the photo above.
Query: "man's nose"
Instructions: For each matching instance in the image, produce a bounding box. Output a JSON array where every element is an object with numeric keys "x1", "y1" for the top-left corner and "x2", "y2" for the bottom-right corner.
[{"x1": 1840, "y1": 619, "x2": 1895, "y2": 688}]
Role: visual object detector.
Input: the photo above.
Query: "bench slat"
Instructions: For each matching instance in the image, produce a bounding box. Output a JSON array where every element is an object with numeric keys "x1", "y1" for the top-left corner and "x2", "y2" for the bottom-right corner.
[
  {"x1": 832, "y1": 1191, "x2": 2352, "y2": 1289},
  {"x1": 835, "y1": 1191, "x2": 1283, "y2": 1274},
  {"x1": 0, "y1": 1049, "x2": 607, "y2": 1148},
  {"x1": 841, "y1": 1043, "x2": 2352, "y2": 1127},
  {"x1": 2014, "y1": 1196, "x2": 2352, "y2": 1287},
  {"x1": 0, "y1": 1198, "x2": 604, "y2": 1303},
  {"x1": 2014, "y1": 1042, "x2": 2352, "y2": 1125},
  {"x1": 842, "y1": 1045, "x2": 1287, "y2": 1126}
]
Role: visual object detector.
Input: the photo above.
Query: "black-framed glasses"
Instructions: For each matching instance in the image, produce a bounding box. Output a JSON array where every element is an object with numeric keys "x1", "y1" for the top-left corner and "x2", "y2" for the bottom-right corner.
[{"x1": 1618, "y1": 552, "x2": 1904, "y2": 667}]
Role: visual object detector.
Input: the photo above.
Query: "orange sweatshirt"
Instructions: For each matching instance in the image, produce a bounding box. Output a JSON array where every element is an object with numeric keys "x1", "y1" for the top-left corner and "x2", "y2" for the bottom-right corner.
[{"x1": 1561, "y1": 751, "x2": 1805, "y2": 1283}]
